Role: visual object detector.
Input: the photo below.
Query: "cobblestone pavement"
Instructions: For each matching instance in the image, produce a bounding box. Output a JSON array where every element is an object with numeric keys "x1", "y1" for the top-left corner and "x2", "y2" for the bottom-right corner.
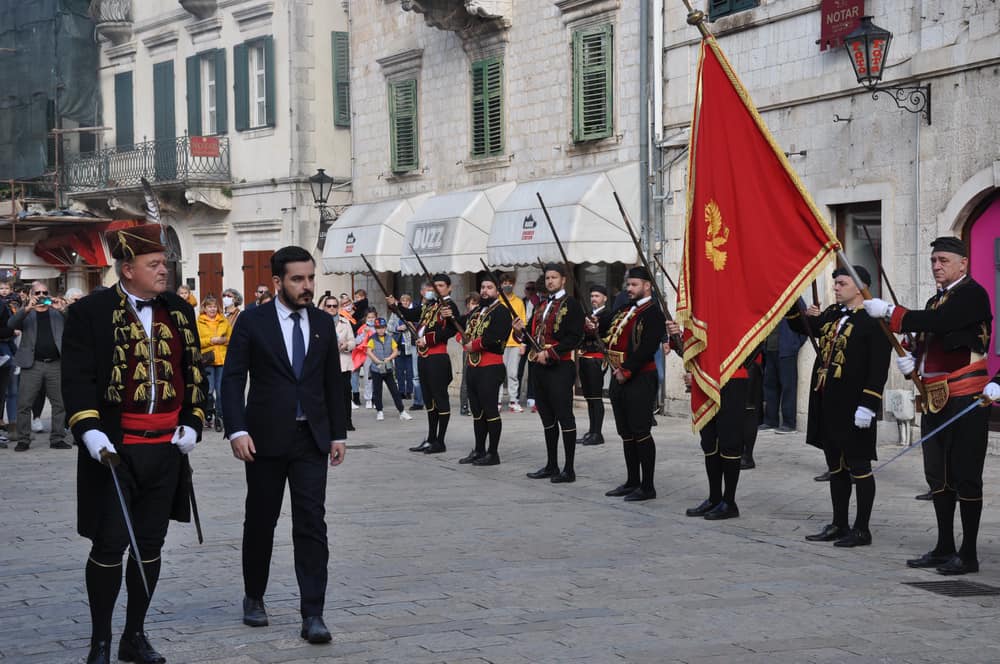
[{"x1": 3, "y1": 403, "x2": 1000, "y2": 663}]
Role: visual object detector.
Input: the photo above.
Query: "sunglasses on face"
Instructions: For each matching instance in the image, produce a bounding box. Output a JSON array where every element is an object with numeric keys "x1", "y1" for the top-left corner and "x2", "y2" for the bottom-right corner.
[
  {"x1": 34, "y1": 291, "x2": 49, "y2": 296},
  {"x1": 324, "y1": 303, "x2": 338, "y2": 309}
]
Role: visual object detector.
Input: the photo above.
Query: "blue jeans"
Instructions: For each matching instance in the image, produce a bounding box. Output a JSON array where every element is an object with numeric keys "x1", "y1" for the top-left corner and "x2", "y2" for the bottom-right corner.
[
  {"x1": 411, "y1": 352, "x2": 423, "y2": 406},
  {"x1": 206, "y1": 365, "x2": 224, "y2": 420},
  {"x1": 395, "y1": 353, "x2": 414, "y2": 396},
  {"x1": 763, "y1": 350, "x2": 797, "y2": 428}
]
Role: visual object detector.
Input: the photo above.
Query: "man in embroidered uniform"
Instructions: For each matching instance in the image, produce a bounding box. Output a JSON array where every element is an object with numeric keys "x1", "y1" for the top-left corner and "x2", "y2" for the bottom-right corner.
[
  {"x1": 788, "y1": 266, "x2": 891, "y2": 547},
  {"x1": 865, "y1": 236, "x2": 993, "y2": 575},
  {"x1": 63, "y1": 225, "x2": 206, "y2": 664},
  {"x1": 675, "y1": 322, "x2": 761, "y2": 521},
  {"x1": 601, "y1": 267, "x2": 666, "y2": 501},
  {"x1": 513, "y1": 264, "x2": 583, "y2": 483},
  {"x1": 579, "y1": 284, "x2": 612, "y2": 446},
  {"x1": 388, "y1": 274, "x2": 461, "y2": 454},
  {"x1": 457, "y1": 275, "x2": 512, "y2": 466}
]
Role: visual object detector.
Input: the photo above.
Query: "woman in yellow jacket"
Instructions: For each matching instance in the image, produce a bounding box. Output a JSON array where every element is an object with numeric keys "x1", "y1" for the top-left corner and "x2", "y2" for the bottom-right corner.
[{"x1": 197, "y1": 295, "x2": 231, "y2": 432}]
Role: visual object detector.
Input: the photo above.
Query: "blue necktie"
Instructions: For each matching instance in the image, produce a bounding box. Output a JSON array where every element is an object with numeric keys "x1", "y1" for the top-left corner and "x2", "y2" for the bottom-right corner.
[{"x1": 290, "y1": 311, "x2": 305, "y2": 417}]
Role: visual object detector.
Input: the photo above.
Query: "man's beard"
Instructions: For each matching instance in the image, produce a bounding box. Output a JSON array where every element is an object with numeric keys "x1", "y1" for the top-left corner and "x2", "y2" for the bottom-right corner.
[{"x1": 280, "y1": 285, "x2": 312, "y2": 310}]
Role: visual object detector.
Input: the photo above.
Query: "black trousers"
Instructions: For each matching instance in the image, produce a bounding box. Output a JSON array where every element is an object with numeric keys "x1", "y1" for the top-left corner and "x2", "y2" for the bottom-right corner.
[
  {"x1": 609, "y1": 369, "x2": 657, "y2": 439},
  {"x1": 418, "y1": 353, "x2": 452, "y2": 414},
  {"x1": 372, "y1": 370, "x2": 404, "y2": 412},
  {"x1": 921, "y1": 394, "x2": 990, "y2": 499},
  {"x1": 242, "y1": 422, "x2": 328, "y2": 618},
  {"x1": 89, "y1": 443, "x2": 182, "y2": 563},
  {"x1": 531, "y1": 359, "x2": 576, "y2": 432},
  {"x1": 578, "y1": 357, "x2": 606, "y2": 434},
  {"x1": 468, "y1": 363, "x2": 505, "y2": 453},
  {"x1": 699, "y1": 378, "x2": 748, "y2": 458},
  {"x1": 341, "y1": 371, "x2": 353, "y2": 427}
]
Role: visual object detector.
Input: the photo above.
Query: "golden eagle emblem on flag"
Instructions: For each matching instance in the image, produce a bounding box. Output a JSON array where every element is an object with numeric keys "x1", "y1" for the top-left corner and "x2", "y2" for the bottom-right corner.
[{"x1": 703, "y1": 200, "x2": 729, "y2": 271}]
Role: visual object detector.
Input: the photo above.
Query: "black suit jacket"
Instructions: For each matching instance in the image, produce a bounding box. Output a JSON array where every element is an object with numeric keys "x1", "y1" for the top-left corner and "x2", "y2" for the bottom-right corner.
[{"x1": 221, "y1": 300, "x2": 347, "y2": 455}]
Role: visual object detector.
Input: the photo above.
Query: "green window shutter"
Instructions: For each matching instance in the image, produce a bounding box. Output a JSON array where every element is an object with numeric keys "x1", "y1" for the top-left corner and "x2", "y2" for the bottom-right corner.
[
  {"x1": 114, "y1": 71, "x2": 133, "y2": 148},
  {"x1": 215, "y1": 48, "x2": 228, "y2": 134},
  {"x1": 263, "y1": 35, "x2": 276, "y2": 127},
  {"x1": 332, "y1": 31, "x2": 350, "y2": 127},
  {"x1": 470, "y1": 57, "x2": 504, "y2": 158},
  {"x1": 234, "y1": 43, "x2": 249, "y2": 131},
  {"x1": 572, "y1": 24, "x2": 613, "y2": 142},
  {"x1": 153, "y1": 60, "x2": 175, "y2": 141},
  {"x1": 709, "y1": 0, "x2": 757, "y2": 20},
  {"x1": 186, "y1": 55, "x2": 202, "y2": 137},
  {"x1": 389, "y1": 79, "x2": 418, "y2": 173}
]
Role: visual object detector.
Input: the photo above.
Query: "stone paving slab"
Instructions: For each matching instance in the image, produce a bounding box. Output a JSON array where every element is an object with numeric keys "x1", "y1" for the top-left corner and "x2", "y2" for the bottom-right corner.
[{"x1": 3, "y1": 403, "x2": 1000, "y2": 662}]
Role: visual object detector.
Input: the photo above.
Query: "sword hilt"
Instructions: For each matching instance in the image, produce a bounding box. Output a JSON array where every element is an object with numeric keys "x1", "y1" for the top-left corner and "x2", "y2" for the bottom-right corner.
[{"x1": 99, "y1": 448, "x2": 121, "y2": 468}]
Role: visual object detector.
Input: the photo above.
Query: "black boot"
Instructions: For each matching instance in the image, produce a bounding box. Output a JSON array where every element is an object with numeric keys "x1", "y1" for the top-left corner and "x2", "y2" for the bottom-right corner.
[
  {"x1": 85, "y1": 557, "x2": 122, "y2": 658},
  {"x1": 86, "y1": 640, "x2": 112, "y2": 664},
  {"x1": 118, "y1": 632, "x2": 166, "y2": 664}
]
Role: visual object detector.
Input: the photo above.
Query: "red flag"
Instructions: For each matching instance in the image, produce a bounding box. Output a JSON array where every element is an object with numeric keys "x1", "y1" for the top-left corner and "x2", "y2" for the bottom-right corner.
[{"x1": 677, "y1": 37, "x2": 840, "y2": 431}]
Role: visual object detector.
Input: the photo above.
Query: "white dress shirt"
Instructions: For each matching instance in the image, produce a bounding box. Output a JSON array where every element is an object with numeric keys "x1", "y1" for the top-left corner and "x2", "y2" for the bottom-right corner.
[{"x1": 120, "y1": 284, "x2": 154, "y2": 338}]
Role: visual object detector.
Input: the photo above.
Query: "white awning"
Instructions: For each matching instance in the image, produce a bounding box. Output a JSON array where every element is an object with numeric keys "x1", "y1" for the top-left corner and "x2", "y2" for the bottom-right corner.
[
  {"x1": 400, "y1": 182, "x2": 516, "y2": 275},
  {"x1": 487, "y1": 163, "x2": 640, "y2": 266},
  {"x1": 321, "y1": 193, "x2": 432, "y2": 274},
  {"x1": 0, "y1": 246, "x2": 61, "y2": 280}
]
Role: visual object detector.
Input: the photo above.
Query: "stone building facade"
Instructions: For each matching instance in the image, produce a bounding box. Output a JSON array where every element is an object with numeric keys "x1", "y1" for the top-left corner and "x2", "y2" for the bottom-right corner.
[
  {"x1": 65, "y1": 0, "x2": 353, "y2": 299},
  {"x1": 658, "y1": 0, "x2": 1000, "y2": 432}
]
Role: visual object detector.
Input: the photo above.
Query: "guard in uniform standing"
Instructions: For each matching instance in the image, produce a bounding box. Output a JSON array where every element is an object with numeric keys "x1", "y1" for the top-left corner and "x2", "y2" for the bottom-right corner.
[
  {"x1": 579, "y1": 284, "x2": 612, "y2": 446},
  {"x1": 602, "y1": 267, "x2": 666, "y2": 501},
  {"x1": 865, "y1": 236, "x2": 993, "y2": 574},
  {"x1": 457, "y1": 274, "x2": 512, "y2": 466},
  {"x1": 789, "y1": 266, "x2": 891, "y2": 547},
  {"x1": 513, "y1": 264, "x2": 583, "y2": 483},
  {"x1": 388, "y1": 275, "x2": 460, "y2": 454},
  {"x1": 63, "y1": 225, "x2": 206, "y2": 664}
]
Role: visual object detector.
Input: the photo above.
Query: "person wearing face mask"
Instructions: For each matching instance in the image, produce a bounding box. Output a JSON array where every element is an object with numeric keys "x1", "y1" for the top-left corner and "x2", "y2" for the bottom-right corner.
[
  {"x1": 457, "y1": 275, "x2": 512, "y2": 465},
  {"x1": 496, "y1": 275, "x2": 526, "y2": 413},
  {"x1": 221, "y1": 289, "x2": 243, "y2": 329},
  {"x1": 579, "y1": 284, "x2": 612, "y2": 446},
  {"x1": 198, "y1": 295, "x2": 232, "y2": 432}
]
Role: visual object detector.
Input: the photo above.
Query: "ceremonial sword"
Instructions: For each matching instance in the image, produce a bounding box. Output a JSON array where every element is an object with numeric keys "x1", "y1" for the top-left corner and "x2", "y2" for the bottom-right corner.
[
  {"x1": 479, "y1": 257, "x2": 544, "y2": 356},
  {"x1": 100, "y1": 449, "x2": 151, "y2": 598},
  {"x1": 360, "y1": 253, "x2": 422, "y2": 339},
  {"x1": 873, "y1": 396, "x2": 990, "y2": 474}
]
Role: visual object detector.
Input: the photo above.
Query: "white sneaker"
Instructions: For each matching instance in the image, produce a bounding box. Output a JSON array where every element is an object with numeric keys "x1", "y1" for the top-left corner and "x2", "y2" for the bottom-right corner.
[
  {"x1": 527, "y1": 398, "x2": 535, "y2": 408},
  {"x1": 399, "y1": 411, "x2": 412, "y2": 421},
  {"x1": 31, "y1": 418, "x2": 43, "y2": 433},
  {"x1": 351, "y1": 401, "x2": 359, "y2": 410},
  {"x1": 376, "y1": 411, "x2": 384, "y2": 421},
  {"x1": 365, "y1": 400, "x2": 373, "y2": 409},
  {"x1": 509, "y1": 402, "x2": 523, "y2": 413}
]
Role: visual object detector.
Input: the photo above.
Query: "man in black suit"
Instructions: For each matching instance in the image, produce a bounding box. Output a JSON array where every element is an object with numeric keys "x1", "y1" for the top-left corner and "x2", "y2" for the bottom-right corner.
[{"x1": 222, "y1": 245, "x2": 347, "y2": 644}]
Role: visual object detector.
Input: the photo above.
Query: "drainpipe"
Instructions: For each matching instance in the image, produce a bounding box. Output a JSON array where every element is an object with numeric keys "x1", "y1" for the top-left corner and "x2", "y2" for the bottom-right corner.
[
  {"x1": 287, "y1": 1, "x2": 297, "y2": 246},
  {"x1": 639, "y1": 0, "x2": 650, "y2": 250}
]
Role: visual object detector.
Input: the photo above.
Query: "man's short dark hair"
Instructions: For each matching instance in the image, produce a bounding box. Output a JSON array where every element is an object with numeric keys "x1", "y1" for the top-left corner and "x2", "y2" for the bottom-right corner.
[{"x1": 270, "y1": 246, "x2": 315, "y2": 278}]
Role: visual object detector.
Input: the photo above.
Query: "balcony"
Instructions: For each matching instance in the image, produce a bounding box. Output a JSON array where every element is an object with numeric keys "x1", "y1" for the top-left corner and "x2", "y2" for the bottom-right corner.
[{"x1": 61, "y1": 135, "x2": 231, "y2": 195}]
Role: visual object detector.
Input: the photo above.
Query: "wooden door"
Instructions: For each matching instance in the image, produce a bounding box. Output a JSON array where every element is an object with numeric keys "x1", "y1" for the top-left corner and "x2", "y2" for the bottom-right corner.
[
  {"x1": 242, "y1": 250, "x2": 273, "y2": 301},
  {"x1": 198, "y1": 252, "x2": 223, "y2": 301}
]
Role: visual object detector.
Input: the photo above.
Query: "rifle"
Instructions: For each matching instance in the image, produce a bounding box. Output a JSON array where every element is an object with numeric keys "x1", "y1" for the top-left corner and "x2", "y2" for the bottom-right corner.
[
  {"x1": 359, "y1": 253, "x2": 421, "y2": 339},
  {"x1": 859, "y1": 224, "x2": 915, "y2": 347},
  {"x1": 652, "y1": 254, "x2": 679, "y2": 295},
  {"x1": 479, "y1": 258, "x2": 544, "y2": 356},
  {"x1": 408, "y1": 244, "x2": 465, "y2": 337},
  {"x1": 536, "y1": 193, "x2": 606, "y2": 354},
  {"x1": 612, "y1": 191, "x2": 684, "y2": 352}
]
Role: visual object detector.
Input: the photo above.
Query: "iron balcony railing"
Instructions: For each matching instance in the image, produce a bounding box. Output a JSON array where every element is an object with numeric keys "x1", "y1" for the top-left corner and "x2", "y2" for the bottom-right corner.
[{"x1": 61, "y1": 135, "x2": 231, "y2": 193}]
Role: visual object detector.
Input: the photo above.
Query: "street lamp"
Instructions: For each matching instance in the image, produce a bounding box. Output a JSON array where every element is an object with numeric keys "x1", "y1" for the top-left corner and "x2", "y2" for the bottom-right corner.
[
  {"x1": 309, "y1": 168, "x2": 334, "y2": 211},
  {"x1": 844, "y1": 16, "x2": 931, "y2": 124}
]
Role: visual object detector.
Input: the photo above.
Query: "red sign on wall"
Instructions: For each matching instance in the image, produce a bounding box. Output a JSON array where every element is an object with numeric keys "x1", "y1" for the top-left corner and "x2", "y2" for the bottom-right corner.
[
  {"x1": 819, "y1": 0, "x2": 863, "y2": 51},
  {"x1": 190, "y1": 136, "x2": 220, "y2": 158}
]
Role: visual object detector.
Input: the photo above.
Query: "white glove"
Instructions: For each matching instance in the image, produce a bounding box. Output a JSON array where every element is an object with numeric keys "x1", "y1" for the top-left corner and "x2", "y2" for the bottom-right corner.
[
  {"x1": 895, "y1": 352, "x2": 915, "y2": 376},
  {"x1": 863, "y1": 298, "x2": 894, "y2": 319},
  {"x1": 82, "y1": 429, "x2": 116, "y2": 462},
  {"x1": 854, "y1": 406, "x2": 876, "y2": 429},
  {"x1": 171, "y1": 425, "x2": 197, "y2": 455},
  {"x1": 984, "y1": 382, "x2": 1000, "y2": 402}
]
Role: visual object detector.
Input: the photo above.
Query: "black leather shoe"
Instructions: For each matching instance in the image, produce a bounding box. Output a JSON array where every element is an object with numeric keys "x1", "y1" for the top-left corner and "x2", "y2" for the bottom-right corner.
[
  {"x1": 472, "y1": 452, "x2": 500, "y2": 466},
  {"x1": 915, "y1": 490, "x2": 933, "y2": 501},
  {"x1": 214, "y1": 417, "x2": 223, "y2": 432},
  {"x1": 458, "y1": 450, "x2": 483, "y2": 464},
  {"x1": 550, "y1": 470, "x2": 576, "y2": 483},
  {"x1": 579, "y1": 432, "x2": 593, "y2": 444},
  {"x1": 740, "y1": 455, "x2": 756, "y2": 470},
  {"x1": 346, "y1": 423, "x2": 355, "y2": 431},
  {"x1": 50, "y1": 440, "x2": 72, "y2": 449},
  {"x1": 685, "y1": 499, "x2": 718, "y2": 517},
  {"x1": 623, "y1": 487, "x2": 656, "y2": 502},
  {"x1": 704, "y1": 501, "x2": 740, "y2": 520},
  {"x1": 300, "y1": 616, "x2": 332, "y2": 644},
  {"x1": 834, "y1": 528, "x2": 872, "y2": 547},
  {"x1": 814, "y1": 471, "x2": 831, "y2": 482},
  {"x1": 86, "y1": 640, "x2": 111, "y2": 664},
  {"x1": 582, "y1": 433, "x2": 604, "y2": 446},
  {"x1": 804, "y1": 523, "x2": 849, "y2": 542},
  {"x1": 423, "y1": 441, "x2": 446, "y2": 454},
  {"x1": 242, "y1": 595, "x2": 268, "y2": 627},
  {"x1": 605, "y1": 484, "x2": 637, "y2": 497},
  {"x1": 526, "y1": 465, "x2": 557, "y2": 479},
  {"x1": 906, "y1": 551, "x2": 955, "y2": 568},
  {"x1": 936, "y1": 555, "x2": 979, "y2": 575},
  {"x1": 14, "y1": 441, "x2": 29, "y2": 451},
  {"x1": 409, "y1": 403, "x2": 424, "y2": 411},
  {"x1": 408, "y1": 440, "x2": 430, "y2": 452},
  {"x1": 118, "y1": 632, "x2": 166, "y2": 664}
]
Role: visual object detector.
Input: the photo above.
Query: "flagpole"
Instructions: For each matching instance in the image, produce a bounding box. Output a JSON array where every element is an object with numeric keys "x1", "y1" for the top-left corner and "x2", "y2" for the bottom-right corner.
[{"x1": 680, "y1": 0, "x2": 712, "y2": 38}]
